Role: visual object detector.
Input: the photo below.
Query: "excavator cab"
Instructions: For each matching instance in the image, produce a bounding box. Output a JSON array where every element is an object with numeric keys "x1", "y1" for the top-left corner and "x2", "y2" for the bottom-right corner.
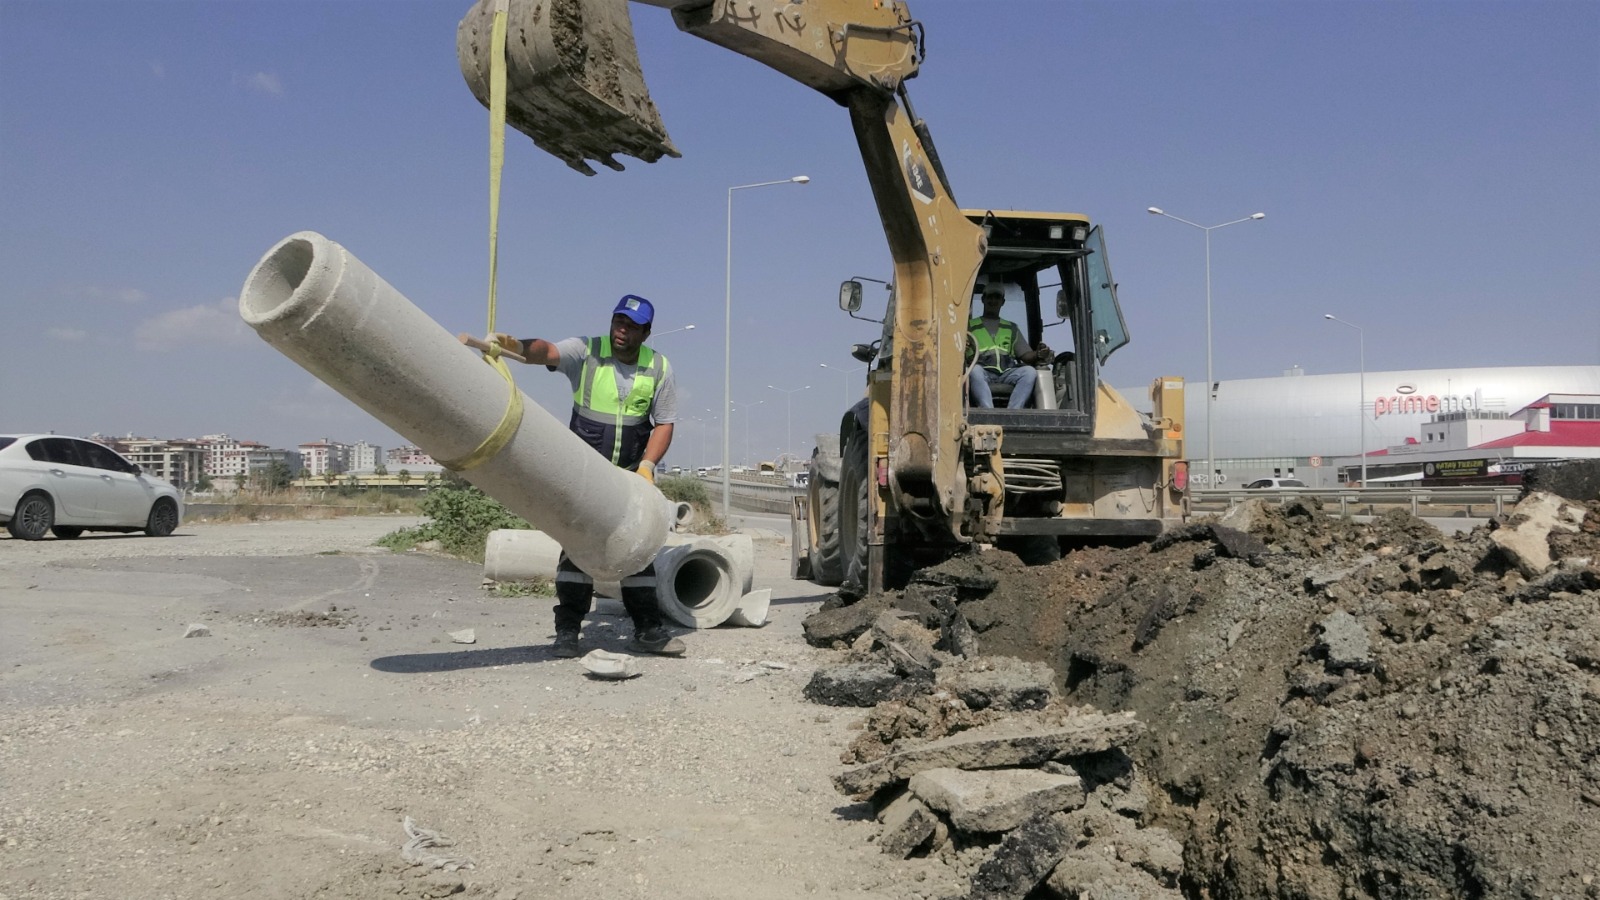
[{"x1": 964, "y1": 209, "x2": 1110, "y2": 431}]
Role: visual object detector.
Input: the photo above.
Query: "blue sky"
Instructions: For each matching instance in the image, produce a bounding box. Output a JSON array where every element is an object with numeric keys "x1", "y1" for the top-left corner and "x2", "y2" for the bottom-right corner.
[{"x1": 2, "y1": 0, "x2": 1595, "y2": 468}]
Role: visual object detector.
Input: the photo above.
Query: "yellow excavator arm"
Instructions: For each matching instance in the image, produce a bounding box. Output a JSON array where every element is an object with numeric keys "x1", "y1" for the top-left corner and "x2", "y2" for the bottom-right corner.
[{"x1": 458, "y1": 0, "x2": 991, "y2": 545}]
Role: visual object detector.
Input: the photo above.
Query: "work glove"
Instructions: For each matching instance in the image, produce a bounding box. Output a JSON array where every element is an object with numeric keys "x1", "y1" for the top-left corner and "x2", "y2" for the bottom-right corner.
[
  {"x1": 491, "y1": 332, "x2": 523, "y2": 358},
  {"x1": 636, "y1": 459, "x2": 656, "y2": 485}
]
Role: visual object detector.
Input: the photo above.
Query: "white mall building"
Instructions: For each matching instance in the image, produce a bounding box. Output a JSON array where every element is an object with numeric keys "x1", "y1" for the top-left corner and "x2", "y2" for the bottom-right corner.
[{"x1": 1155, "y1": 364, "x2": 1600, "y2": 488}]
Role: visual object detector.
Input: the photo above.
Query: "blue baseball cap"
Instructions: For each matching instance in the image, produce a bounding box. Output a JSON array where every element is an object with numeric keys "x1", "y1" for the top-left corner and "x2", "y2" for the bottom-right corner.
[{"x1": 613, "y1": 294, "x2": 655, "y2": 326}]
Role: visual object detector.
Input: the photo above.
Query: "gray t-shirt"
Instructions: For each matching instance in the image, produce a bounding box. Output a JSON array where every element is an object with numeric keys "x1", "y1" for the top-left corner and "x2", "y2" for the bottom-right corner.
[{"x1": 553, "y1": 336, "x2": 679, "y2": 425}]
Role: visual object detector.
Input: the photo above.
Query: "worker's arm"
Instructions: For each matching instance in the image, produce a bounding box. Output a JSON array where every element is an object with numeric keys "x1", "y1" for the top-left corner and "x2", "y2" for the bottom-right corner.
[
  {"x1": 1014, "y1": 334, "x2": 1051, "y2": 366},
  {"x1": 634, "y1": 423, "x2": 674, "y2": 483},
  {"x1": 493, "y1": 333, "x2": 561, "y2": 366},
  {"x1": 642, "y1": 423, "x2": 674, "y2": 468}
]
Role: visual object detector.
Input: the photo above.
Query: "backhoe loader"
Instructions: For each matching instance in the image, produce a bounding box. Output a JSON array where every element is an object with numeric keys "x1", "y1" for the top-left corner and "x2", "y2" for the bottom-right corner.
[{"x1": 456, "y1": 0, "x2": 1189, "y2": 597}]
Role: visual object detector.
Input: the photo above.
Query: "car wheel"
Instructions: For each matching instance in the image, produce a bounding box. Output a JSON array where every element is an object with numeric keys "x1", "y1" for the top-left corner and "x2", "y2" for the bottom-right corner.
[
  {"x1": 7, "y1": 493, "x2": 54, "y2": 541},
  {"x1": 145, "y1": 498, "x2": 179, "y2": 537},
  {"x1": 51, "y1": 526, "x2": 85, "y2": 540}
]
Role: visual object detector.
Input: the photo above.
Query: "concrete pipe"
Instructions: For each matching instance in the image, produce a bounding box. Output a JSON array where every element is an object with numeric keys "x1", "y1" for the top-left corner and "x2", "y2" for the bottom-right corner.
[
  {"x1": 483, "y1": 529, "x2": 753, "y2": 629},
  {"x1": 239, "y1": 231, "x2": 666, "y2": 581},
  {"x1": 654, "y1": 534, "x2": 754, "y2": 629}
]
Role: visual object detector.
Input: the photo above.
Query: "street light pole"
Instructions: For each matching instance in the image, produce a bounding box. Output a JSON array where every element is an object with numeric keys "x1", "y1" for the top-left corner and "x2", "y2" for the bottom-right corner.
[
  {"x1": 767, "y1": 384, "x2": 811, "y2": 456},
  {"x1": 819, "y1": 362, "x2": 866, "y2": 409},
  {"x1": 725, "y1": 175, "x2": 810, "y2": 519},
  {"x1": 653, "y1": 324, "x2": 696, "y2": 338},
  {"x1": 1147, "y1": 207, "x2": 1265, "y2": 489},
  {"x1": 1323, "y1": 314, "x2": 1367, "y2": 486}
]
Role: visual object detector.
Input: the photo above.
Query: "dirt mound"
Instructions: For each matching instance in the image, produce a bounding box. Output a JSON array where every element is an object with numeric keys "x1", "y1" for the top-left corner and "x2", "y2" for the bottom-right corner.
[{"x1": 949, "y1": 495, "x2": 1600, "y2": 897}]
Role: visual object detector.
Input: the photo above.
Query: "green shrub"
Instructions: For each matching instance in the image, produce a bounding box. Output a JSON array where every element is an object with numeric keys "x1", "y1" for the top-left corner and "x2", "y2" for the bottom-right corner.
[
  {"x1": 377, "y1": 483, "x2": 528, "y2": 561},
  {"x1": 658, "y1": 475, "x2": 709, "y2": 505}
]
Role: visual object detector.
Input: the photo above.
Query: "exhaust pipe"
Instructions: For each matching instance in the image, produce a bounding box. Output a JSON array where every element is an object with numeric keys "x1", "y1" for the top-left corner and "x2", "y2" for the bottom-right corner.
[{"x1": 238, "y1": 231, "x2": 668, "y2": 582}]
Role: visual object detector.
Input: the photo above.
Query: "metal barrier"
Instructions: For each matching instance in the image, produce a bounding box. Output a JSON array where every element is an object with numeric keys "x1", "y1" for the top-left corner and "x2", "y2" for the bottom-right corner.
[
  {"x1": 1192, "y1": 486, "x2": 1520, "y2": 518},
  {"x1": 699, "y1": 476, "x2": 804, "y2": 515}
]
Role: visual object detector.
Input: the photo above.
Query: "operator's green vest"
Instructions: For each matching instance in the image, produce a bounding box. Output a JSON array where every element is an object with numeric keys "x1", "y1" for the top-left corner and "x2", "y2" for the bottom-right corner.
[
  {"x1": 569, "y1": 337, "x2": 667, "y2": 469},
  {"x1": 969, "y1": 317, "x2": 1021, "y2": 375}
]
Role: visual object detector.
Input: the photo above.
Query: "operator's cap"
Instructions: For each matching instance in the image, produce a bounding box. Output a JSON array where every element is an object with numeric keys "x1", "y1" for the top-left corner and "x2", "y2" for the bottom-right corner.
[
  {"x1": 982, "y1": 284, "x2": 1005, "y2": 299},
  {"x1": 613, "y1": 294, "x2": 655, "y2": 326}
]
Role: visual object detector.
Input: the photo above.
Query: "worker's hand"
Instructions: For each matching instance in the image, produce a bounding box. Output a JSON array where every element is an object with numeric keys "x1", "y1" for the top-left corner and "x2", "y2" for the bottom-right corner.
[
  {"x1": 636, "y1": 459, "x2": 656, "y2": 485},
  {"x1": 491, "y1": 332, "x2": 523, "y2": 358},
  {"x1": 1035, "y1": 343, "x2": 1054, "y2": 365}
]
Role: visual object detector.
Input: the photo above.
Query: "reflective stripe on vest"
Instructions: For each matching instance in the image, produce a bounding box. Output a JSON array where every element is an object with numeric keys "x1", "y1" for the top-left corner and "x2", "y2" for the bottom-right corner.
[
  {"x1": 969, "y1": 317, "x2": 1020, "y2": 374},
  {"x1": 573, "y1": 337, "x2": 666, "y2": 465}
]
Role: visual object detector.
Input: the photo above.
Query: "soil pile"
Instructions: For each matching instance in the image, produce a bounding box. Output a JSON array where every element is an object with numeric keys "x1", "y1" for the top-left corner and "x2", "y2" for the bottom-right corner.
[{"x1": 948, "y1": 491, "x2": 1600, "y2": 897}]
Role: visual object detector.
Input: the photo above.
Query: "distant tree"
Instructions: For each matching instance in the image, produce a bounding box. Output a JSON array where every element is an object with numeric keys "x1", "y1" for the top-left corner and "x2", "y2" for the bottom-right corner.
[
  {"x1": 195, "y1": 472, "x2": 214, "y2": 492},
  {"x1": 265, "y1": 460, "x2": 293, "y2": 493},
  {"x1": 374, "y1": 464, "x2": 388, "y2": 477},
  {"x1": 234, "y1": 472, "x2": 247, "y2": 491},
  {"x1": 322, "y1": 471, "x2": 337, "y2": 486},
  {"x1": 397, "y1": 469, "x2": 412, "y2": 485}
]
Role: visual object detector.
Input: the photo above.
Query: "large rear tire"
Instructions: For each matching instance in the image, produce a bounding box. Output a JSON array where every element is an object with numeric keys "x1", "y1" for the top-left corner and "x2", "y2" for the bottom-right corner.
[
  {"x1": 7, "y1": 493, "x2": 54, "y2": 541},
  {"x1": 807, "y1": 436, "x2": 843, "y2": 586},
  {"x1": 145, "y1": 498, "x2": 179, "y2": 537},
  {"x1": 838, "y1": 429, "x2": 870, "y2": 599}
]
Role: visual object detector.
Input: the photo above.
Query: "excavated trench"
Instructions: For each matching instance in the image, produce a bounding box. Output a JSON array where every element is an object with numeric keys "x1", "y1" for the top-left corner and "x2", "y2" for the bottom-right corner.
[{"x1": 806, "y1": 464, "x2": 1600, "y2": 899}]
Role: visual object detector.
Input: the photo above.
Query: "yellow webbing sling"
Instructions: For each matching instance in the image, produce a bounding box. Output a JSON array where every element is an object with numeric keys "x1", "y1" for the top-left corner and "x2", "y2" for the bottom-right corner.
[{"x1": 440, "y1": 0, "x2": 522, "y2": 473}]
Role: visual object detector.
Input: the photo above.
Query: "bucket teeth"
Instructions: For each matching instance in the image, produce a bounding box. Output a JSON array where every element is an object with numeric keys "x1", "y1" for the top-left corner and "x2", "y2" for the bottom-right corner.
[{"x1": 458, "y1": 0, "x2": 680, "y2": 175}]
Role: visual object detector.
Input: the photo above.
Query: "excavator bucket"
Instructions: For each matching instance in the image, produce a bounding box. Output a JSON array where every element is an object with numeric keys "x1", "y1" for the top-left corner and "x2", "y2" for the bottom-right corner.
[{"x1": 457, "y1": 0, "x2": 680, "y2": 176}]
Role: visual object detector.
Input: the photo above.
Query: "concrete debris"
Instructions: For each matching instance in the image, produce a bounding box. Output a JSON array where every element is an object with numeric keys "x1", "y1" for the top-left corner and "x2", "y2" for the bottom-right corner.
[
  {"x1": 448, "y1": 628, "x2": 476, "y2": 644},
  {"x1": 834, "y1": 712, "x2": 1143, "y2": 799},
  {"x1": 182, "y1": 623, "x2": 211, "y2": 638},
  {"x1": 580, "y1": 649, "x2": 639, "y2": 680},
  {"x1": 909, "y1": 766, "x2": 1085, "y2": 833},
  {"x1": 1491, "y1": 491, "x2": 1587, "y2": 576},
  {"x1": 875, "y1": 791, "x2": 939, "y2": 858},
  {"x1": 1314, "y1": 610, "x2": 1372, "y2": 672}
]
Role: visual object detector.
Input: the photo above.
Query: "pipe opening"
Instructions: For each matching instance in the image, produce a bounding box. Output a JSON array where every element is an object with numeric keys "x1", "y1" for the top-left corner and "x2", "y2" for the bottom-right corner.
[
  {"x1": 670, "y1": 555, "x2": 730, "y2": 610},
  {"x1": 242, "y1": 237, "x2": 315, "y2": 318}
]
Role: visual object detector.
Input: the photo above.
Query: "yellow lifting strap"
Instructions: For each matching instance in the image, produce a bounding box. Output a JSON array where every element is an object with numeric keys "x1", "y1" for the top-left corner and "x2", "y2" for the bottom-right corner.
[{"x1": 442, "y1": 0, "x2": 523, "y2": 473}]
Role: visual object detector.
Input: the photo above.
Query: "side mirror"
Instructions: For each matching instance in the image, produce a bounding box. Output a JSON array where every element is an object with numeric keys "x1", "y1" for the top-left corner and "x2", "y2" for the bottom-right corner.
[
  {"x1": 1055, "y1": 288, "x2": 1069, "y2": 320},
  {"x1": 839, "y1": 280, "x2": 864, "y2": 313}
]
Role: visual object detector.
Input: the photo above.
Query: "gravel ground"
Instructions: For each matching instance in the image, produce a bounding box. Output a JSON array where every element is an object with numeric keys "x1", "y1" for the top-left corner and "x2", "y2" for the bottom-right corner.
[{"x1": 1, "y1": 516, "x2": 942, "y2": 900}]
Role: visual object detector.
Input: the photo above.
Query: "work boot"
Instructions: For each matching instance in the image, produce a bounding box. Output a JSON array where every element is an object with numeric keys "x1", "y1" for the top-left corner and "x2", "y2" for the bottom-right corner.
[
  {"x1": 627, "y1": 627, "x2": 686, "y2": 657},
  {"x1": 552, "y1": 631, "x2": 581, "y2": 659}
]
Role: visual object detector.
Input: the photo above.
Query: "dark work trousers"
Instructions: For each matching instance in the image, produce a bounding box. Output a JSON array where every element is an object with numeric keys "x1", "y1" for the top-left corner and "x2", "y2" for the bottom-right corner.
[{"x1": 553, "y1": 551, "x2": 662, "y2": 636}]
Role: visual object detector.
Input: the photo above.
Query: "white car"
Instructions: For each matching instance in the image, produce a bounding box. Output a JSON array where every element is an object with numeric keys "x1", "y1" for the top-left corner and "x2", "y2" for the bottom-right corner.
[
  {"x1": 0, "y1": 434, "x2": 183, "y2": 540},
  {"x1": 1243, "y1": 477, "x2": 1308, "y2": 490}
]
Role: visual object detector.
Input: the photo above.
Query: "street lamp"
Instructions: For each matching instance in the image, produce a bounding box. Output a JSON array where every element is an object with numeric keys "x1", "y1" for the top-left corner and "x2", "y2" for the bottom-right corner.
[
  {"x1": 819, "y1": 362, "x2": 866, "y2": 409},
  {"x1": 1323, "y1": 314, "x2": 1367, "y2": 487},
  {"x1": 653, "y1": 324, "x2": 696, "y2": 338},
  {"x1": 724, "y1": 175, "x2": 810, "y2": 518},
  {"x1": 1147, "y1": 206, "x2": 1266, "y2": 488},
  {"x1": 767, "y1": 383, "x2": 811, "y2": 456},
  {"x1": 730, "y1": 399, "x2": 764, "y2": 470}
]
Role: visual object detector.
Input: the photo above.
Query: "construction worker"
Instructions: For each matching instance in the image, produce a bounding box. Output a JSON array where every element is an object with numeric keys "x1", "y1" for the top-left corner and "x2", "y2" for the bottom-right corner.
[
  {"x1": 967, "y1": 283, "x2": 1051, "y2": 409},
  {"x1": 493, "y1": 294, "x2": 685, "y2": 658}
]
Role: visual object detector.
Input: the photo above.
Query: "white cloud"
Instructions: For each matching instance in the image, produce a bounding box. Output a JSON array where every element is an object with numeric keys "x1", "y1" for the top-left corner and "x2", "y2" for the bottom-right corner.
[
  {"x1": 240, "y1": 71, "x2": 284, "y2": 97},
  {"x1": 134, "y1": 297, "x2": 250, "y2": 352},
  {"x1": 47, "y1": 327, "x2": 87, "y2": 342}
]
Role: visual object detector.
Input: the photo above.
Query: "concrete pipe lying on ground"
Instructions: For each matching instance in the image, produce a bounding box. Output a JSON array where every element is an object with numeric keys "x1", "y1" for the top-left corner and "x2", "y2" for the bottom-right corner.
[
  {"x1": 653, "y1": 535, "x2": 754, "y2": 629},
  {"x1": 483, "y1": 529, "x2": 757, "y2": 628},
  {"x1": 239, "y1": 231, "x2": 667, "y2": 581}
]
